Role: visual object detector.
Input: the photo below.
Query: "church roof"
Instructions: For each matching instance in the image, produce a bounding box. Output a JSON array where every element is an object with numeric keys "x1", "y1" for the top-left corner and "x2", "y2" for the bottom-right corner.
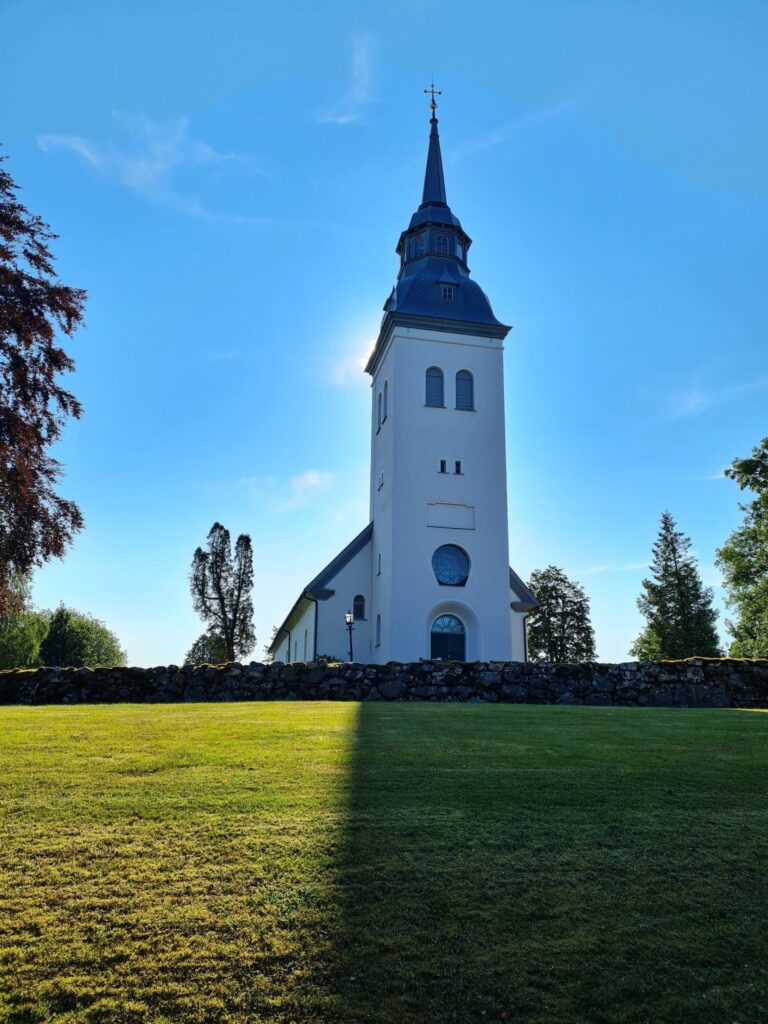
[
  {"x1": 267, "y1": 523, "x2": 373, "y2": 656},
  {"x1": 366, "y1": 108, "x2": 509, "y2": 376},
  {"x1": 509, "y1": 567, "x2": 539, "y2": 612},
  {"x1": 306, "y1": 522, "x2": 373, "y2": 592}
]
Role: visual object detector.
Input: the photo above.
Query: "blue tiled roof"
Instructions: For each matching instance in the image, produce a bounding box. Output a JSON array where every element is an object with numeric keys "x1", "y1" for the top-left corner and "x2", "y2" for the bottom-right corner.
[{"x1": 386, "y1": 260, "x2": 502, "y2": 326}]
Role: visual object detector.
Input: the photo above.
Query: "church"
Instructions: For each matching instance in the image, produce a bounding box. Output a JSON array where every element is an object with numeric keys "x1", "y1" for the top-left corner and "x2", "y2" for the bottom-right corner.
[{"x1": 269, "y1": 95, "x2": 538, "y2": 665}]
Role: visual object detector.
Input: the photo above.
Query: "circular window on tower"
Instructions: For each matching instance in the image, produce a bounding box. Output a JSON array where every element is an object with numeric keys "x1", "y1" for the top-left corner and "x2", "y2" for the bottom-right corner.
[{"x1": 432, "y1": 544, "x2": 470, "y2": 587}]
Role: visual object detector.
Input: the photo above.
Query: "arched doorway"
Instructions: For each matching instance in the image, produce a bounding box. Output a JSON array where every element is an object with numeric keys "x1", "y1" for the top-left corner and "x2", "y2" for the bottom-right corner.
[{"x1": 430, "y1": 614, "x2": 466, "y2": 661}]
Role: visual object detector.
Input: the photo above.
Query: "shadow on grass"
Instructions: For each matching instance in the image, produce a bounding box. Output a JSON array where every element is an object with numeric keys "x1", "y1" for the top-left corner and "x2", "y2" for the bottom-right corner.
[{"x1": 334, "y1": 702, "x2": 768, "y2": 1024}]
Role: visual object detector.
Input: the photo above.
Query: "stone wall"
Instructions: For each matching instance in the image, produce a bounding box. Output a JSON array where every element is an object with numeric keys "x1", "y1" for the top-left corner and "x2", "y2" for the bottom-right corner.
[{"x1": 1, "y1": 658, "x2": 767, "y2": 707}]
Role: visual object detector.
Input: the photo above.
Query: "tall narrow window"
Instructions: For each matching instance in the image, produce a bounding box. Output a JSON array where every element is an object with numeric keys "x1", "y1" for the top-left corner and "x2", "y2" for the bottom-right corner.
[
  {"x1": 383, "y1": 380, "x2": 388, "y2": 421},
  {"x1": 435, "y1": 233, "x2": 449, "y2": 255},
  {"x1": 303, "y1": 629, "x2": 308, "y2": 661},
  {"x1": 377, "y1": 553, "x2": 382, "y2": 575},
  {"x1": 376, "y1": 614, "x2": 381, "y2": 647},
  {"x1": 439, "y1": 459, "x2": 447, "y2": 474},
  {"x1": 455, "y1": 460, "x2": 462, "y2": 475},
  {"x1": 456, "y1": 370, "x2": 474, "y2": 411},
  {"x1": 426, "y1": 366, "x2": 444, "y2": 407},
  {"x1": 408, "y1": 234, "x2": 425, "y2": 259},
  {"x1": 377, "y1": 392, "x2": 382, "y2": 431},
  {"x1": 353, "y1": 595, "x2": 365, "y2": 620}
]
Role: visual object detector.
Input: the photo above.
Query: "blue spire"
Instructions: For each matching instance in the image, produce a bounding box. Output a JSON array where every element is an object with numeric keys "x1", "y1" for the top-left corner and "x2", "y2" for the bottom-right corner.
[{"x1": 421, "y1": 114, "x2": 447, "y2": 206}]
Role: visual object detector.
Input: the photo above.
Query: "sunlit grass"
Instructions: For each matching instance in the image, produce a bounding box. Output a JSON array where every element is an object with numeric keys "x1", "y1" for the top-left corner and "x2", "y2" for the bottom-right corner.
[{"x1": 0, "y1": 703, "x2": 766, "y2": 1023}]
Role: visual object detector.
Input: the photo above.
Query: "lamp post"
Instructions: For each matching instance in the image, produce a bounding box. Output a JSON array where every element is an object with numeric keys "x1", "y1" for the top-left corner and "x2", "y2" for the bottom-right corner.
[{"x1": 344, "y1": 610, "x2": 354, "y2": 662}]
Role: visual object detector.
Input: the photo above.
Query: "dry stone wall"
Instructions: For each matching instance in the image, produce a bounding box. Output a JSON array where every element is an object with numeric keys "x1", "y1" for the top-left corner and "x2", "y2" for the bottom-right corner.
[{"x1": 1, "y1": 658, "x2": 767, "y2": 707}]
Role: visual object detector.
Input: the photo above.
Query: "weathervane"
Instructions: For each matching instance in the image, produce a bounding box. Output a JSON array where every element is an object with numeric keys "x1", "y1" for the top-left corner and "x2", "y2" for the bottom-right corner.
[{"x1": 424, "y1": 80, "x2": 442, "y2": 114}]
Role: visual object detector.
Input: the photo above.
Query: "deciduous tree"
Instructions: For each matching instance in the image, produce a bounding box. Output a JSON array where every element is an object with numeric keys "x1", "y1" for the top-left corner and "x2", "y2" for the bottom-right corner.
[
  {"x1": 631, "y1": 511, "x2": 720, "y2": 660},
  {"x1": 716, "y1": 438, "x2": 768, "y2": 657},
  {"x1": 38, "y1": 605, "x2": 126, "y2": 667},
  {"x1": 189, "y1": 522, "x2": 255, "y2": 662},
  {"x1": 526, "y1": 566, "x2": 596, "y2": 662},
  {"x1": 184, "y1": 631, "x2": 228, "y2": 666},
  {"x1": 0, "y1": 575, "x2": 47, "y2": 669},
  {"x1": 0, "y1": 155, "x2": 86, "y2": 614}
]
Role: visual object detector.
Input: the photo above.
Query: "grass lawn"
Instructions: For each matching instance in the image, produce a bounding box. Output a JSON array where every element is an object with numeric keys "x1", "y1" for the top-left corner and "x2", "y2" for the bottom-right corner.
[{"x1": 0, "y1": 703, "x2": 766, "y2": 1024}]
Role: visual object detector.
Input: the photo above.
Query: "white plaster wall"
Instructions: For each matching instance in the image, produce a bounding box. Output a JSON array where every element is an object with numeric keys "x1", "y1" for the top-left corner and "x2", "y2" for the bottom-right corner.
[
  {"x1": 369, "y1": 325, "x2": 513, "y2": 663},
  {"x1": 315, "y1": 537, "x2": 373, "y2": 661},
  {"x1": 510, "y1": 609, "x2": 527, "y2": 662},
  {"x1": 273, "y1": 599, "x2": 316, "y2": 664}
]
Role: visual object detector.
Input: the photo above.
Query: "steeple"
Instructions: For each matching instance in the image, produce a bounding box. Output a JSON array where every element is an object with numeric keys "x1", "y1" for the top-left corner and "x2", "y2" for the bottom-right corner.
[
  {"x1": 365, "y1": 98, "x2": 509, "y2": 376},
  {"x1": 423, "y1": 94, "x2": 448, "y2": 205}
]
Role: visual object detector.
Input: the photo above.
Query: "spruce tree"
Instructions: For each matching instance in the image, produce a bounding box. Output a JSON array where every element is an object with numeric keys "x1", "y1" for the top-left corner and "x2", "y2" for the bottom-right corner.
[
  {"x1": 631, "y1": 512, "x2": 720, "y2": 659},
  {"x1": 715, "y1": 437, "x2": 768, "y2": 657},
  {"x1": 526, "y1": 566, "x2": 596, "y2": 662}
]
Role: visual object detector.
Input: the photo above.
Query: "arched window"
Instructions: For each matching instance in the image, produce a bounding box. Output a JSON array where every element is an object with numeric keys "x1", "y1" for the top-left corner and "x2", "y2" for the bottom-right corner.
[
  {"x1": 431, "y1": 614, "x2": 465, "y2": 661},
  {"x1": 426, "y1": 366, "x2": 444, "y2": 407},
  {"x1": 376, "y1": 614, "x2": 381, "y2": 646},
  {"x1": 408, "y1": 234, "x2": 425, "y2": 259},
  {"x1": 432, "y1": 544, "x2": 470, "y2": 587},
  {"x1": 353, "y1": 595, "x2": 365, "y2": 620},
  {"x1": 377, "y1": 392, "x2": 382, "y2": 430},
  {"x1": 435, "y1": 233, "x2": 449, "y2": 255},
  {"x1": 456, "y1": 370, "x2": 474, "y2": 411},
  {"x1": 383, "y1": 380, "x2": 388, "y2": 421}
]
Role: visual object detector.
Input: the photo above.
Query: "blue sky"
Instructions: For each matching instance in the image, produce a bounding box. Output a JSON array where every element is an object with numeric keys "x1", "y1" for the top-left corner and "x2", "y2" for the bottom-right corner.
[{"x1": 2, "y1": 0, "x2": 767, "y2": 663}]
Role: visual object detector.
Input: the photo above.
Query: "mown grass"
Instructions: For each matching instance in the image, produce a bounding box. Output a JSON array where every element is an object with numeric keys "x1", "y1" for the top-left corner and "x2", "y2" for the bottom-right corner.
[{"x1": 0, "y1": 703, "x2": 766, "y2": 1023}]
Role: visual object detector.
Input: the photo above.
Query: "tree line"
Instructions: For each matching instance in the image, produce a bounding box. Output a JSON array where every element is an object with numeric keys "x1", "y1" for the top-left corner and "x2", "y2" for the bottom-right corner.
[
  {"x1": 527, "y1": 440, "x2": 768, "y2": 662},
  {"x1": 1, "y1": 150, "x2": 767, "y2": 668}
]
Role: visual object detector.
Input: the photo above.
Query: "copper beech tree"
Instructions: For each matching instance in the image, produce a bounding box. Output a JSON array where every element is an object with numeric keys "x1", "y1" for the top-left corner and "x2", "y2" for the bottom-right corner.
[{"x1": 0, "y1": 155, "x2": 85, "y2": 614}]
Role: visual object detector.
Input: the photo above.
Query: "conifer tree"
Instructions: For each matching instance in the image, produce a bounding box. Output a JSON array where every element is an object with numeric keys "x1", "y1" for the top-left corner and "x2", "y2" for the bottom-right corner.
[
  {"x1": 189, "y1": 522, "x2": 255, "y2": 661},
  {"x1": 631, "y1": 512, "x2": 720, "y2": 659},
  {"x1": 716, "y1": 437, "x2": 768, "y2": 657},
  {"x1": 526, "y1": 565, "x2": 596, "y2": 662}
]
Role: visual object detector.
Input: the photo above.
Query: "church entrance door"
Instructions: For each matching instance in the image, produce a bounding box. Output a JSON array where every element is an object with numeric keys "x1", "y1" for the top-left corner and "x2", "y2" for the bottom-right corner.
[{"x1": 430, "y1": 614, "x2": 466, "y2": 661}]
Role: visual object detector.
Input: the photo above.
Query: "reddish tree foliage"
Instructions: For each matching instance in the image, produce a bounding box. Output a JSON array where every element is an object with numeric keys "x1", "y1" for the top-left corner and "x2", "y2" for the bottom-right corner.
[{"x1": 0, "y1": 154, "x2": 86, "y2": 614}]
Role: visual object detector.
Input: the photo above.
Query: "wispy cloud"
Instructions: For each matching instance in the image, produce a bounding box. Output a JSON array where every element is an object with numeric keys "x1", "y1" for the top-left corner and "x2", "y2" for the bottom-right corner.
[
  {"x1": 242, "y1": 469, "x2": 334, "y2": 512},
  {"x1": 452, "y1": 98, "x2": 579, "y2": 162},
  {"x1": 328, "y1": 339, "x2": 375, "y2": 386},
  {"x1": 667, "y1": 375, "x2": 768, "y2": 419},
  {"x1": 577, "y1": 561, "x2": 648, "y2": 576},
  {"x1": 203, "y1": 348, "x2": 242, "y2": 363},
  {"x1": 318, "y1": 33, "x2": 374, "y2": 125},
  {"x1": 37, "y1": 114, "x2": 260, "y2": 221}
]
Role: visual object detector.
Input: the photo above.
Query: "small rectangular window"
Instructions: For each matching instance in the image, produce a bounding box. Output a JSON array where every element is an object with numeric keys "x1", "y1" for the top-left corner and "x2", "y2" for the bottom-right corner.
[
  {"x1": 439, "y1": 460, "x2": 447, "y2": 474},
  {"x1": 441, "y1": 286, "x2": 454, "y2": 301},
  {"x1": 455, "y1": 460, "x2": 462, "y2": 474}
]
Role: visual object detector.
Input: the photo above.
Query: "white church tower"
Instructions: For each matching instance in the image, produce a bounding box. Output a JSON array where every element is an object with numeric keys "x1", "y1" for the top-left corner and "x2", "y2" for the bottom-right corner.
[{"x1": 269, "y1": 97, "x2": 537, "y2": 665}]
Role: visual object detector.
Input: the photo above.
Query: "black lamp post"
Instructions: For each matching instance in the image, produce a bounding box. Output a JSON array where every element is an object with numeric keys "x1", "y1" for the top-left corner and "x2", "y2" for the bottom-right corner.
[{"x1": 344, "y1": 610, "x2": 354, "y2": 662}]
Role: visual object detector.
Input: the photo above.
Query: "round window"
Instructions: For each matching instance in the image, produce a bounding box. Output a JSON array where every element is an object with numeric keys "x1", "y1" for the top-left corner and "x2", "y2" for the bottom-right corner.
[{"x1": 432, "y1": 545, "x2": 470, "y2": 587}]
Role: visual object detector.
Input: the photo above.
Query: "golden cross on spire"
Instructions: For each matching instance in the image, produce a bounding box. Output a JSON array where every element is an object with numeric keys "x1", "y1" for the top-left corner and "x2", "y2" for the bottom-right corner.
[{"x1": 424, "y1": 80, "x2": 442, "y2": 114}]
